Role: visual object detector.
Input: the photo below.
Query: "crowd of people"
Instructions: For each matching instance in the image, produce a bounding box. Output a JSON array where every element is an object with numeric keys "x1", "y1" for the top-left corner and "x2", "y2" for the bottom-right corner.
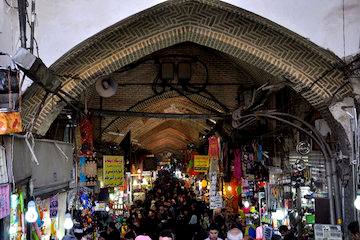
[
  {"x1": 94, "y1": 170, "x2": 287, "y2": 240},
  {"x1": 63, "y1": 169, "x2": 360, "y2": 240}
]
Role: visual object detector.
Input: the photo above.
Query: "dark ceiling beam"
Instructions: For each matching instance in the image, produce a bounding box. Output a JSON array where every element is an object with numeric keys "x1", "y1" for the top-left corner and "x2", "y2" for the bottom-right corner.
[
  {"x1": 114, "y1": 83, "x2": 245, "y2": 86},
  {"x1": 90, "y1": 108, "x2": 229, "y2": 120}
]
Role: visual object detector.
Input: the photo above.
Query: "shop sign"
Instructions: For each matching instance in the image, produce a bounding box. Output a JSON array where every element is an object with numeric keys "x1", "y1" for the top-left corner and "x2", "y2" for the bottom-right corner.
[
  {"x1": 194, "y1": 155, "x2": 210, "y2": 172},
  {"x1": 95, "y1": 202, "x2": 106, "y2": 211},
  {"x1": 314, "y1": 224, "x2": 342, "y2": 240},
  {"x1": 103, "y1": 155, "x2": 124, "y2": 187},
  {"x1": 209, "y1": 172, "x2": 222, "y2": 209},
  {"x1": 0, "y1": 184, "x2": 10, "y2": 219},
  {"x1": 210, "y1": 195, "x2": 222, "y2": 209},
  {"x1": 209, "y1": 172, "x2": 217, "y2": 197}
]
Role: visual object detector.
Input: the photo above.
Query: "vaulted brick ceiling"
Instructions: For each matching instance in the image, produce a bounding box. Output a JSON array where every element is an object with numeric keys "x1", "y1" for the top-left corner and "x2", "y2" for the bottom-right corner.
[{"x1": 21, "y1": 0, "x2": 351, "y2": 154}]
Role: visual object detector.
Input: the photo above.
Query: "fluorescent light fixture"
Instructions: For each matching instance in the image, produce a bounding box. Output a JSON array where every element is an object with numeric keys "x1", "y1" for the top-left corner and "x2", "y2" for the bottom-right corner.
[{"x1": 107, "y1": 131, "x2": 125, "y2": 136}]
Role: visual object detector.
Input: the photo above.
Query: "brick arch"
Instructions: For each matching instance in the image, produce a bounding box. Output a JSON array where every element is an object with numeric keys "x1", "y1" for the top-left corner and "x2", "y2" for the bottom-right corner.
[{"x1": 22, "y1": 0, "x2": 351, "y2": 135}]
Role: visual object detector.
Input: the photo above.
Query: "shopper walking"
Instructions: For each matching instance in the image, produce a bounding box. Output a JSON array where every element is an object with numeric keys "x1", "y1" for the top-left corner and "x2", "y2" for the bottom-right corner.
[{"x1": 204, "y1": 224, "x2": 223, "y2": 240}]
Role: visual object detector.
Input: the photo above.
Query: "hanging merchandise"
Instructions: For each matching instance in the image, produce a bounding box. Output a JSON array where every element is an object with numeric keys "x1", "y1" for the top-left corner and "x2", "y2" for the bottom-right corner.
[
  {"x1": 37, "y1": 198, "x2": 50, "y2": 239},
  {"x1": 244, "y1": 151, "x2": 255, "y2": 176},
  {"x1": 19, "y1": 192, "x2": 25, "y2": 236},
  {"x1": 208, "y1": 136, "x2": 220, "y2": 159},
  {"x1": 84, "y1": 157, "x2": 97, "y2": 186},
  {"x1": 233, "y1": 149, "x2": 242, "y2": 182},
  {"x1": 254, "y1": 162, "x2": 269, "y2": 182},
  {"x1": 242, "y1": 179, "x2": 253, "y2": 197},
  {"x1": 257, "y1": 144, "x2": 263, "y2": 161},
  {"x1": 49, "y1": 195, "x2": 58, "y2": 219},
  {"x1": 208, "y1": 136, "x2": 221, "y2": 173},
  {"x1": 0, "y1": 112, "x2": 22, "y2": 135},
  {"x1": 79, "y1": 155, "x2": 98, "y2": 187},
  {"x1": 9, "y1": 194, "x2": 18, "y2": 236},
  {"x1": 222, "y1": 142, "x2": 231, "y2": 182},
  {"x1": 79, "y1": 116, "x2": 94, "y2": 155},
  {"x1": 79, "y1": 189, "x2": 92, "y2": 210},
  {"x1": 0, "y1": 183, "x2": 10, "y2": 219}
]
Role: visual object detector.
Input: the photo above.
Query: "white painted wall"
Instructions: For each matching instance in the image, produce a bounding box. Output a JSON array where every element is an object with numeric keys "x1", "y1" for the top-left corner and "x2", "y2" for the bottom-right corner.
[
  {"x1": 1, "y1": 0, "x2": 359, "y2": 67},
  {"x1": 227, "y1": 0, "x2": 360, "y2": 59},
  {"x1": 0, "y1": 0, "x2": 20, "y2": 55}
]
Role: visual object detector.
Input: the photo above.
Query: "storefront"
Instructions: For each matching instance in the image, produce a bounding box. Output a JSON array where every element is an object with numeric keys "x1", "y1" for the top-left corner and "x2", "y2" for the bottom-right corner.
[
  {"x1": 3, "y1": 136, "x2": 74, "y2": 240},
  {"x1": 130, "y1": 171, "x2": 155, "y2": 203}
]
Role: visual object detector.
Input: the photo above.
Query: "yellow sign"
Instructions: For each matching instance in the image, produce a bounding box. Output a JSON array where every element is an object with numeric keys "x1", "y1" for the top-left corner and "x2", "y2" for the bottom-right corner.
[
  {"x1": 194, "y1": 155, "x2": 210, "y2": 172},
  {"x1": 103, "y1": 155, "x2": 124, "y2": 187}
]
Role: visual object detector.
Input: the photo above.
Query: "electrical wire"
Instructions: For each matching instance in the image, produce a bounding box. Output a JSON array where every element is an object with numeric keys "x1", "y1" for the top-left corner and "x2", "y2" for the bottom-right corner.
[
  {"x1": 98, "y1": 93, "x2": 164, "y2": 137},
  {"x1": 327, "y1": 81, "x2": 351, "y2": 106},
  {"x1": 342, "y1": 0, "x2": 346, "y2": 58},
  {"x1": 169, "y1": 85, "x2": 222, "y2": 114},
  {"x1": 4, "y1": 0, "x2": 18, "y2": 9},
  {"x1": 298, "y1": 65, "x2": 341, "y2": 95}
]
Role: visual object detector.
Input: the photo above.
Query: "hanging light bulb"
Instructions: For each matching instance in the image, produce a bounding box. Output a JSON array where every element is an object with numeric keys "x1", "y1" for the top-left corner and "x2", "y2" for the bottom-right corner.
[
  {"x1": 64, "y1": 213, "x2": 74, "y2": 230},
  {"x1": 243, "y1": 200, "x2": 250, "y2": 208},
  {"x1": 227, "y1": 186, "x2": 232, "y2": 191},
  {"x1": 25, "y1": 201, "x2": 38, "y2": 223},
  {"x1": 354, "y1": 195, "x2": 360, "y2": 210}
]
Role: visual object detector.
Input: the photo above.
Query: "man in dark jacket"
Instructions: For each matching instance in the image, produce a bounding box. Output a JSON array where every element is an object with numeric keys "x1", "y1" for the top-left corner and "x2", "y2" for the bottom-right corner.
[
  {"x1": 278, "y1": 225, "x2": 296, "y2": 240},
  {"x1": 105, "y1": 222, "x2": 121, "y2": 240}
]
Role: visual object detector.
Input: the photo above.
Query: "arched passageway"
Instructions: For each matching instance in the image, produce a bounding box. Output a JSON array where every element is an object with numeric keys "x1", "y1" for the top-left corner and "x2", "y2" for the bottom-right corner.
[{"x1": 20, "y1": 0, "x2": 354, "y2": 231}]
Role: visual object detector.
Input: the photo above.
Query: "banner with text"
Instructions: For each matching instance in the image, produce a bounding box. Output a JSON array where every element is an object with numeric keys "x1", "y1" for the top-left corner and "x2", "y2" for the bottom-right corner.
[
  {"x1": 103, "y1": 155, "x2": 124, "y2": 187},
  {"x1": 209, "y1": 172, "x2": 222, "y2": 209},
  {"x1": 194, "y1": 155, "x2": 210, "y2": 172}
]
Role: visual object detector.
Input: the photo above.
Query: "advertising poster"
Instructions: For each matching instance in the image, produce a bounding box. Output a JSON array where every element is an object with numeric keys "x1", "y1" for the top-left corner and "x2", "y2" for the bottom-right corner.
[
  {"x1": 103, "y1": 155, "x2": 124, "y2": 187},
  {"x1": 194, "y1": 155, "x2": 210, "y2": 172}
]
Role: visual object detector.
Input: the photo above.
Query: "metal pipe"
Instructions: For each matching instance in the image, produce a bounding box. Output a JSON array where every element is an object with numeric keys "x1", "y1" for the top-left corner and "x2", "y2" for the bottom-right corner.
[
  {"x1": 354, "y1": 108, "x2": 359, "y2": 222},
  {"x1": 326, "y1": 161, "x2": 336, "y2": 224},
  {"x1": 99, "y1": 97, "x2": 103, "y2": 140},
  {"x1": 29, "y1": 0, "x2": 35, "y2": 54},
  {"x1": 17, "y1": 0, "x2": 27, "y2": 48},
  {"x1": 341, "y1": 182, "x2": 346, "y2": 224}
]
